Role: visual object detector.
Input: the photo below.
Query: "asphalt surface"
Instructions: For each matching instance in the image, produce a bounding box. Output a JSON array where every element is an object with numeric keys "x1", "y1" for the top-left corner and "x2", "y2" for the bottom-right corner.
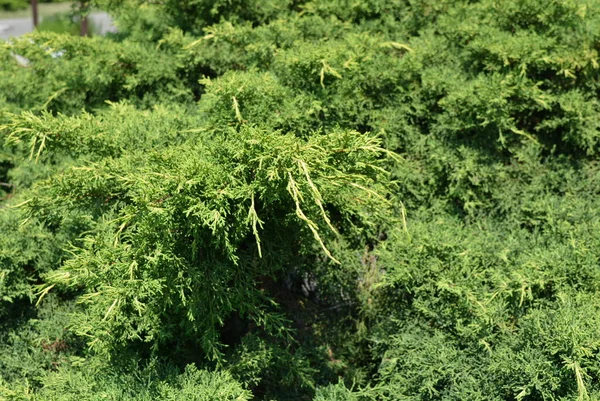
[{"x1": 0, "y1": 12, "x2": 115, "y2": 40}]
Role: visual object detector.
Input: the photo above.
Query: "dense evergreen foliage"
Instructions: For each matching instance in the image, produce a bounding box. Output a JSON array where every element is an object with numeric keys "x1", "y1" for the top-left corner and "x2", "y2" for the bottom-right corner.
[{"x1": 2, "y1": 0, "x2": 600, "y2": 399}]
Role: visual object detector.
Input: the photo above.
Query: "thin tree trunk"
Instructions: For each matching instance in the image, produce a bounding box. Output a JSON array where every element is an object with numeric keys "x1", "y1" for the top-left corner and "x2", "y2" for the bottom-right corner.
[
  {"x1": 31, "y1": 0, "x2": 38, "y2": 28},
  {"x1": 79, "y1": 1, "x2": 89, "y2": 36},
  {"x1": 80, "y1": 15, "x2": 88, "y2": 36}
]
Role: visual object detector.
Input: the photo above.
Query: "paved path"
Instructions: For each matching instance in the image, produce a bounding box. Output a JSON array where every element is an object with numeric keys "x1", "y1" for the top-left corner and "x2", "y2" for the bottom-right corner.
[
  {"x1": 0, "y1": 17, "x2": 32, "y2": 38},
  {"x1": 0, "y1": 12, "x2": 115, "y2": 40}
]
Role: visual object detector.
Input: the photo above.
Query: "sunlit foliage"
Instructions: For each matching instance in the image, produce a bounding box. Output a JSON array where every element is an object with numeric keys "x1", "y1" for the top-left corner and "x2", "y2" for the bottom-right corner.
[{"x1": 2, "y1": 0, "x2": 600, "y2": 400}]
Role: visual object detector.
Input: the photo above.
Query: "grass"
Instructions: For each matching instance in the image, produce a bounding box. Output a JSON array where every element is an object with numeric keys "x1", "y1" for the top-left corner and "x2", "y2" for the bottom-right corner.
[
  {"x1": 0, "y1": 2, "x2": 73, "y2": 20},
  {"x1": 38, "y1": 12, "x2": 98, "y2": 36}
]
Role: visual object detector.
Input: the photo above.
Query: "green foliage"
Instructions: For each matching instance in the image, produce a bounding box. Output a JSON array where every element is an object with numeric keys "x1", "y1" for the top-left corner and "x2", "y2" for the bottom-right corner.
[
  {"x1": 1, "y1": 363, "x2": 252, "y2": 400},
  {"x1": 34, "y1": 365, "x2": 252, "y2": 401},
  {"x1": 0, "y1": 0, "x2": 26, "y2": 11},
  {"x1": 23, "y1": 118, "x2": 391, "y2": 359},
  {"x1": 0, "y1": 33, "x2": 195, "y2": 113},
  {"x1": 0, "y1": 0, "x2": 75, "y2": 13},
  {"x1": 98, "y1": 0, "x2": 293, "y2": 40},
  {"x1": 367, "y1": 205, "x2": 600, "y2": 399},
  {"x1": 0, "y1": 296, "x2": 81, "y2": 388},
  {"x1": 314, "y1": 382, "x2": 361, "y2": 401},
  {"x1": 1, "y1": 91, "x2": 393, "y2": 398},
  {"x1": 37, "y1": 13, "x2": 98, "y2": 37},
  {"x1": 3, "y1": 0, "x2": 600, "y2": 400}
]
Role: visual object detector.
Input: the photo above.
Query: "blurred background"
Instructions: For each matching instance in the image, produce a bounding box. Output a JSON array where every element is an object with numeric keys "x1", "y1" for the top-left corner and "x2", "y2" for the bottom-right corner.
[{"x1": 0, "y1": 0, "x2": 114, "y2": 38}]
